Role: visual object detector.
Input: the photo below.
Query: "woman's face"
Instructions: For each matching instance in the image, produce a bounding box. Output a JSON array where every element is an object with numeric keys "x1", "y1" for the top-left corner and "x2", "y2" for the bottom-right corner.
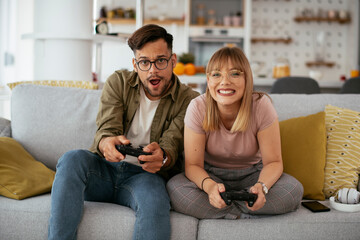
[{"x1": 206, "y1": 60, "x2": 246, "y2": 108}]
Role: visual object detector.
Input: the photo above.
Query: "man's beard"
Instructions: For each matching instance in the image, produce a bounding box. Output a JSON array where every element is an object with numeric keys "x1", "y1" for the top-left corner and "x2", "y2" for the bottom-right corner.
[{"x1": 144, "y1": 75, "x2": 172, "y2": 98}]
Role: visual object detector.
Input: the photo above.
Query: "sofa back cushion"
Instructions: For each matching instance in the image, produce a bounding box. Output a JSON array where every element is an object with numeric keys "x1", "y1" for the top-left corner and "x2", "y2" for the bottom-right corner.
[
  {"x1": 270, "y1": 94, "x2": 360, "y2": 121},
  {"x1": 11, "y1": 84, "x2": 101, "y2": 170}
]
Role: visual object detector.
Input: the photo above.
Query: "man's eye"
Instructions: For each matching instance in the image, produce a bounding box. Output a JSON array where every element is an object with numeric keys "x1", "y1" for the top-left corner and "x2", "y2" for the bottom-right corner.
[
  {"x1": 139, "y1": 60, "x2": 150, "y2": 66},
  {"x1": 156, "y1": 58, "x2": 167, "y2": 63}
]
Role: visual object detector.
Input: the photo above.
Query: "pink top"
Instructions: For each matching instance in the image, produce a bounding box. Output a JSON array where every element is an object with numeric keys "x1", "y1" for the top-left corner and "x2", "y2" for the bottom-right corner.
[{"x1": 184, "y1": 94, "x2": 278, "y2": 169}]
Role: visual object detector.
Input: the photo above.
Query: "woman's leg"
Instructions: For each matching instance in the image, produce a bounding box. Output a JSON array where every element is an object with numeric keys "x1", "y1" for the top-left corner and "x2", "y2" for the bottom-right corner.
[
  {"x1": 167, "y1": 173, "x2": 242, "y2": 219},
  {"x1": 241, "y1": 173, "x2": 304, "y2": 215}
]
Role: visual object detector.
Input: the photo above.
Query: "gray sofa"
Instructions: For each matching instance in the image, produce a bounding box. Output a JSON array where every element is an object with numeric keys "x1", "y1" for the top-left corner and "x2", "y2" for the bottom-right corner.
[{"x1": 1, "y1": 84, "x2": 360, "y2": 240}]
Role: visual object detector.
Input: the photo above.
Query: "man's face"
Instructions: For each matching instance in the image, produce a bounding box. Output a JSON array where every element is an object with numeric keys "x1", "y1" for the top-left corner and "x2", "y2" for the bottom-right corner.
[{"x1": 132, "y1": 39, "x2": 177, "y2": 100}]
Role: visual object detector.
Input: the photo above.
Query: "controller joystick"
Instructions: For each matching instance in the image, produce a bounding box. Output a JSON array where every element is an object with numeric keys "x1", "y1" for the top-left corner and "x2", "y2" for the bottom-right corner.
[
  {"x1": 115, "y1": 144, "x2": 151, "y2": 164},
  {"x1": 220, "y1": 191, "x2": 258, "y2": 207}
]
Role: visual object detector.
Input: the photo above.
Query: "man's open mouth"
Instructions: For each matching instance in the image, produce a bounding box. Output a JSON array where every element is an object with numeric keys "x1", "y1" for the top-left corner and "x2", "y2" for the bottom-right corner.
[{"x1": 150, "y1": 79, "x2": 161, "y2": 86}]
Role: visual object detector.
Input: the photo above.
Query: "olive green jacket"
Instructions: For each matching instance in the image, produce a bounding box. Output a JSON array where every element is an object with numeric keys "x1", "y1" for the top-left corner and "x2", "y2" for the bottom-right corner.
[{"x1": 89, "y1": 70, "x2": 199, "y2": 179}]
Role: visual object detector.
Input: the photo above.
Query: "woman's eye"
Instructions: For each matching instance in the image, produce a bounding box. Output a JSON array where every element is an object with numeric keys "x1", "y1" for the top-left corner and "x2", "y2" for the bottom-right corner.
[
  {"x1": 231, "y1": 71, "x2": 242, "y2": 77},
  {"x1": 212, "y1": 72, "x2": 221, "y2": 77}
]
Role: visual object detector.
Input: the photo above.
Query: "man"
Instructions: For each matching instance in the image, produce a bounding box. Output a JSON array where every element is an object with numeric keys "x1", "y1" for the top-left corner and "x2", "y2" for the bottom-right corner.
[{"x1": 48, "y1": 24, "x2": 199, "y2": 240}]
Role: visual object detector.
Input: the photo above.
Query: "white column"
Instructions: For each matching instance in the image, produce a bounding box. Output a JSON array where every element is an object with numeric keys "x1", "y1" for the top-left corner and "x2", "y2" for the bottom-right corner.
[{"x1": 28, "y1": 0, "x2": 93, "y2": 81}]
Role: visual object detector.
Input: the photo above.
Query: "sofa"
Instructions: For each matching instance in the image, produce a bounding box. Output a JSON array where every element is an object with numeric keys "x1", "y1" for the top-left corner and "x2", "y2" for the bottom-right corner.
[{"x1": 1, "y1": 84, "x2": 360, "y2": 240}]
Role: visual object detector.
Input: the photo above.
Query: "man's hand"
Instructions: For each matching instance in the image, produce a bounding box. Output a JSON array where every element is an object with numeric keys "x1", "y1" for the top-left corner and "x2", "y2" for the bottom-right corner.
[
  {"x1": 99, "y1": 136, "x2": 130, "y2": 162},
  {"x1": 138, "y1": 142, "x2": 165, "y2": 173}
]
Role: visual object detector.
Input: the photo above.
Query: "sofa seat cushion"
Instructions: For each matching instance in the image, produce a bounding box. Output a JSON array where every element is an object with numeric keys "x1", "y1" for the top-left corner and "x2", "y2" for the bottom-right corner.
[
  {"x1": 0, "y1": 194, "x2": 198, "y2": 240},
  {"x1": 197, "y1": 201, "x2": 360, "y2": 240}
]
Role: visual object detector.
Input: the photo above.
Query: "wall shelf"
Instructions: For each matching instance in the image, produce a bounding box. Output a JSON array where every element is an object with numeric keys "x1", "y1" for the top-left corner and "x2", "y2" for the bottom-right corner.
[
  {"x1": 251, "y1": 37, "x2": 292, "y2": 44},
  {"x1": 294, "y1": 16, "x2": 351, "y2": 24},
  {"x1": 306, "y1": 61, "x2": 335, "y2": 68},
  {"x1": 99, "y1": 18, "x2": 184, "y2": 25}
]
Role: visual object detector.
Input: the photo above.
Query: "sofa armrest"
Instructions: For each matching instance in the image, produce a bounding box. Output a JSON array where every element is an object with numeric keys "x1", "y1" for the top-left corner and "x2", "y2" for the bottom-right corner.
[{"x1": 0, "y1": 117, "x2": 11, "y2": 137}]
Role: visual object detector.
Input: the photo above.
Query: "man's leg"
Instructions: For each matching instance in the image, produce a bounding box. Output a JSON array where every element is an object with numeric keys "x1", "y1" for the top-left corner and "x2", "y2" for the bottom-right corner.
[
  {"x1": 114, "y1": 163, "x2": 171, "y2": 240},
  {"x1": 48, "y1": 150, "x2": 115, "y2": 240}
]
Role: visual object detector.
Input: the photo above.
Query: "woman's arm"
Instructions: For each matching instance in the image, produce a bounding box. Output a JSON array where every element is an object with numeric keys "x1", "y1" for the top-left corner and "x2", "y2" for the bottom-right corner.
[
  {"x1": 184, "y1": 126, "x2": 227, "y2": 208},
  {"x1": 250, "y1": 119, "x2": 283, "y2": 211}
]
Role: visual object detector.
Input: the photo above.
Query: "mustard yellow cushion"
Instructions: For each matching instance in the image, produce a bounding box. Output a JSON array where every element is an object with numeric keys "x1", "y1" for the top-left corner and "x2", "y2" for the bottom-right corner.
[
  {"x1": 7, "y1": 80, "x2": 98, "y2": 90},
  {"x1": 0, "y1": 137, "x2": 55, "y2": 200},
  {"x1": 280, "y1": 111, "x2": 326, "y2": 200},
  {"x1": 324, "y1": 105, "x2": 360, "y2": 198}
]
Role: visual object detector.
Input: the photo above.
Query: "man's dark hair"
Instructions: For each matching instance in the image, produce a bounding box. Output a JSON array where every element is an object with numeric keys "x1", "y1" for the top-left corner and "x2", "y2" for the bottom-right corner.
[{"x1": 127, "y1": 24, "x2": 173, "y2": 53}]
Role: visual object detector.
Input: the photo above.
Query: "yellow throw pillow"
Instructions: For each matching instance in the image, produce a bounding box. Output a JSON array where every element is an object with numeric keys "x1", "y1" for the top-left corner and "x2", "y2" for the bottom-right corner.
[
  {"x1": 0, "y1": 137, "x2": 55, "y2": 200},
  {"x1": 7, "y1": 80, "x2": 98, "y2": 90},
  {"x1": 324, "y1": 105, "x2": 360, "y2": 198},
  {"x1": 280, "y1": 111, "x2": 326, "y2": 200}
]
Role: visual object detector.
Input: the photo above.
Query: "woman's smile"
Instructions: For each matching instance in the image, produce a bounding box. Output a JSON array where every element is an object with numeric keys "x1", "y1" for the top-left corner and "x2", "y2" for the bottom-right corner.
[{"x1": 217, "y1": 88, "x2": 236, "y2": 95}]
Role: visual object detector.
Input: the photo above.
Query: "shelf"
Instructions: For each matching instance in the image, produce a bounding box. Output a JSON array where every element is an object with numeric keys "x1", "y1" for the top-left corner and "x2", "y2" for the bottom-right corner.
[
  {"x1": 251, "y1": 37, "x2": 292, "y2": 44},
  {"x1": 100, "y1": 18, "x2": 184, "y2": 25},
  {"x1": 306, "y1": 61, "x2": 335, "y2": 68},
  {"x1": 178, "y1": 74, "x2": 343, "y2": 89},
  {"x1": 294, "y1": 16, "x2": 351, "y2": 24},
  {"x1": 190, "y1": 24, "x2": 243, "y2": 29}
]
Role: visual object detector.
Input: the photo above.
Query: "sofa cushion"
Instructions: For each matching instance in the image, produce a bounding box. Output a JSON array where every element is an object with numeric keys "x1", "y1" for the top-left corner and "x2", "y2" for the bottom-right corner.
[
  {"x1": 11, "y1": 85, "x2": 101, "y2": 170},
  {"x1": 0, "y1": 137, "x2": 55, "y2": 200},
  {"x1": 0, "y1": 117, "x2": 11, "y2": 137},
  {"x1": 197, "y1": 200, "x2": 360, "y2": 240},
  {"x1": 270, "y1": 94, "x2": 360, "y2": 121},
  {"x1": 7, "y1": 80, "x2": 98, "y2": 90},
  {"x1": 279, "y1": 111, "x2": 326, "y2": 200},
  {"x1": 323, "y1": 105, "x2": 360, "y2": 198},
  {"x1": 0, "y1": 194, "x2": 199, "y2": 240}
]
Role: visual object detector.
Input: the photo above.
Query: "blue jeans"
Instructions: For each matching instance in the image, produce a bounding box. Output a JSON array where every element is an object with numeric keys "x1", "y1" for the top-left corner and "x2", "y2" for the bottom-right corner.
[{"x1": 48, "y1": 150, "x2": 170, "y2": 240}]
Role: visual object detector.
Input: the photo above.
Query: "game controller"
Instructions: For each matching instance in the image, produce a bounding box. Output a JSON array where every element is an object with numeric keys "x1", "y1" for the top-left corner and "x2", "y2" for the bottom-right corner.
[
  {"x1": 220, "y1": 191, "x2": 258, "y2": 207},
  {"x1": 115, "y1": 144, "x2": 151, "y2": 164}
]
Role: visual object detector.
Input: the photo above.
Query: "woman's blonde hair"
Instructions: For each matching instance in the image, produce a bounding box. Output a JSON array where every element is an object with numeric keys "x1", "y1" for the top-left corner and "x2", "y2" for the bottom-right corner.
[{"x1": 203, "y1": 46, "x2": 265, "y2": 133}]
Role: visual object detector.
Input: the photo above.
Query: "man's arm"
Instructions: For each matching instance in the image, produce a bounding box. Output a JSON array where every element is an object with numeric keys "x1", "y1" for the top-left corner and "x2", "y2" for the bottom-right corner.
[
  {"x1": 158, "y1": 87, "x2": 200, "y2": 171},
  {"x1": 90, "y1": 73, "x2": 126, "y2": 156}
]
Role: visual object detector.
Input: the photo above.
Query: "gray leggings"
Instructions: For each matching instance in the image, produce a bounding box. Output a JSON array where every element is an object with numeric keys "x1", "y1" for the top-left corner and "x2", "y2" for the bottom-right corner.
[{"x1": 166, "y1": 162, "x2": 304, "y2": 219}]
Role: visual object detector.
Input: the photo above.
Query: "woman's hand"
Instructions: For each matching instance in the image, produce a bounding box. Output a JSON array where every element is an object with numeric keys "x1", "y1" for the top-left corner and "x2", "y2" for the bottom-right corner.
[
  {"x1": 248, "y1": 184, "x2": 266, "y2": 211},
  {"x1": 205, "y1": 181, "x2": 227, "y2": 209}
]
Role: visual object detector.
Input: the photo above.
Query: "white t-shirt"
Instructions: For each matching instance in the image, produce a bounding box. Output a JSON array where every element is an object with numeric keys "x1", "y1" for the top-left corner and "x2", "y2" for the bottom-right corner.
[{"x1": 123, "y1": 86, "x2": 160, "y2": 166}]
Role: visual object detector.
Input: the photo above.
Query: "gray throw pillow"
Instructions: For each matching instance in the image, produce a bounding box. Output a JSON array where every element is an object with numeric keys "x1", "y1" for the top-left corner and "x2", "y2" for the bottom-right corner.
[{"x1": 0, "y1": 117, "x2": 11, "y2": 137}]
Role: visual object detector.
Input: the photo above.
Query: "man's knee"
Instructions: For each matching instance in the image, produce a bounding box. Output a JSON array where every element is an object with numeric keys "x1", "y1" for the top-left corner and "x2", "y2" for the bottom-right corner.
[
  {"x1": 136, "y1": 175, "x2": 170, "y2": 213},
  {"x1": 57, "y1": 149, "x2": 96, "y2": 174}
]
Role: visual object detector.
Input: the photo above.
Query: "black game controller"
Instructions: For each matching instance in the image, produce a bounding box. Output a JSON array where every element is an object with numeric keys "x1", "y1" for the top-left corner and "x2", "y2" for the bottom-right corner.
[
  {"x1": 115, "y1": 144, "x2": 151, "y2": 164},
  {"x1": 220, "y1": 191, "x2": 258, "y2": 207}
]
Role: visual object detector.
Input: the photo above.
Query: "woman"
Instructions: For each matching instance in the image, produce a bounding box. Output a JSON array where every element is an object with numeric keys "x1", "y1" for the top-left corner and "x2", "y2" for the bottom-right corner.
[{"x1": 167, "y1": 47, "x2": 303, "y2": 219}]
